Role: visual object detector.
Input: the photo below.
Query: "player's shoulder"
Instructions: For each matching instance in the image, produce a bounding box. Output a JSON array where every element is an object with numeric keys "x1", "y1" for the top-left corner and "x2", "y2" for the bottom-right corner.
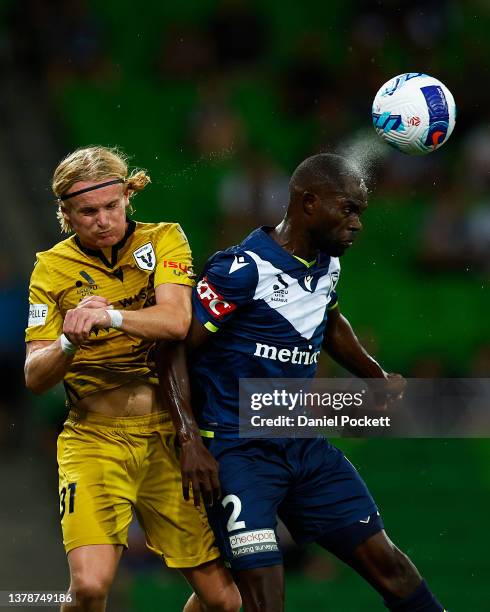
[
  {"x1": 204, "y1": 227, "x2": 265, "y2": 271},
  {"x1": 204, "y1": 245, "x2": 256, "y2": 285},
  {"x1": 134, "y1": 220, "x2": 188, "y2": 242},
  {"x1": 196, "y1": 245, "x2": 259, "y2": 306},
  {"x1": 28, "y1": 237, "x2": 77, "y2": 289},
  {"x1": 206, "y1": 226, "x2": 267, "y2": 274},
  {"x1": 33, "y1": 235, "x2": 78, "y2": 267}
]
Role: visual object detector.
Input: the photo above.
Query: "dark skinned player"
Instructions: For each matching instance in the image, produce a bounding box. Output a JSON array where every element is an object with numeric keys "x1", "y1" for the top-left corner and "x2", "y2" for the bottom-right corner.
[{"x1": 162, "y1": 154, "x2": 447, "y2": 611}]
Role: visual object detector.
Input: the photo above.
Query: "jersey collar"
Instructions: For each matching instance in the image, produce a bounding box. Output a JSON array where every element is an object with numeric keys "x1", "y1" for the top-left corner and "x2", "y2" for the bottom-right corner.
[
  {"x1": 74, "y1": 219, "x2": 136, "y2": 268},
  {"x1": 255, "y1": 226, "x2": 326, "y2": 270}
]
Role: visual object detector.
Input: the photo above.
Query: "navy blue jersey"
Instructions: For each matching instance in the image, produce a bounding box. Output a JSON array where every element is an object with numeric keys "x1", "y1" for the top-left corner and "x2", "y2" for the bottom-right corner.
[
  {"x1": 191, "y1": 228, "x2": 383, "y2": 571},
  {"x1": 191, "y1": 227, "x2": 340, "y2": 437}
]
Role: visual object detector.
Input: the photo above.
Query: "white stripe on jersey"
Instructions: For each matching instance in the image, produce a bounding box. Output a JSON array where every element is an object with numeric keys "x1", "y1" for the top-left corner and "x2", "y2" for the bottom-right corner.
[{"x1": 245, "y1": 250, "x2": 340, "y2": 341}]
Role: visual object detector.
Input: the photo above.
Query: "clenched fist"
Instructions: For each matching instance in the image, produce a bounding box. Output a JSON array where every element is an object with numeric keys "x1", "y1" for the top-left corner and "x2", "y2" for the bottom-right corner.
[{"x1": 64, "y1": 296, "x2": 113, "y2": 345}]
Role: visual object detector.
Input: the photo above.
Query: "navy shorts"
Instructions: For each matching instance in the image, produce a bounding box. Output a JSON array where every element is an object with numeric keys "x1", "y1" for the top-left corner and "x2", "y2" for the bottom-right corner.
[{"x1": 205, "y1": 437, "x2": 382, "y2": 570}]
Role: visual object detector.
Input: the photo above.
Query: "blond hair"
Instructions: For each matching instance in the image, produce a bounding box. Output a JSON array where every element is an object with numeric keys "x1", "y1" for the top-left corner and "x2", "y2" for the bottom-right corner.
[{"x1": 52, "y1": 145, "x2": 151, "y2": 233}]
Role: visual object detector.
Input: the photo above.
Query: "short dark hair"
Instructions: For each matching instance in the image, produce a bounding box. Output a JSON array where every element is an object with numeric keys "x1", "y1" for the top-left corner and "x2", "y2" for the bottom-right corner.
[{"x1": 289, "y1": 153, "x2": 363, "y2": 195}]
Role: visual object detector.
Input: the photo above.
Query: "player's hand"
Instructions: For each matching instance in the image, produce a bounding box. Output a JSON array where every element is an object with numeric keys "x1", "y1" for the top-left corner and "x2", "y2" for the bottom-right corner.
[
  {"x1": 372, "y1": 373, "x2": 406, "y2": 410},
  {"x1": 384, "y1": 373, "x2": 406, "y2": 400},
  {"x1": 76, "y1": 295, "x2": 112, "y2": 310},
  {"x1": 63, "y1": 308, "x2": 111, "y2": 345},
  {"x1": 179, "y1": 437, "x2": 221, "y2": 507}
]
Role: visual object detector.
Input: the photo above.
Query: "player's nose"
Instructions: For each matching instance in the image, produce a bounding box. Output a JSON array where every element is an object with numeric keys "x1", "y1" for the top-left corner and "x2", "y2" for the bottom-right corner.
[
  {"x1": 349, "y1": 217, "x2": 362, "y2": 232},
  {"x1": 96, "y1": 210, "x2": 110, "y2": 227}
]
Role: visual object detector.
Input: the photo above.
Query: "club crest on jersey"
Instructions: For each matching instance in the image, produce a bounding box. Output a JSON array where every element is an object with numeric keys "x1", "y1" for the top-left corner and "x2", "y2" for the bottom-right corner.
[
  {"x1": 133, "y1": 242, "x2": 156, "y2": 271},
  {"x1": 197, "y1": 276, "x2": 237, "y2": 319}
]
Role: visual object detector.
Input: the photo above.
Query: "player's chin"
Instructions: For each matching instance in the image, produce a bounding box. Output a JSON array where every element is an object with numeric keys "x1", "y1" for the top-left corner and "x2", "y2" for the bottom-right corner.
[
  {"x1": 94, "y1": 233, "x2": 120, "y2": 247},
  {"x1": 331, "y1": 242, "x2": 352, "y2": 256}
]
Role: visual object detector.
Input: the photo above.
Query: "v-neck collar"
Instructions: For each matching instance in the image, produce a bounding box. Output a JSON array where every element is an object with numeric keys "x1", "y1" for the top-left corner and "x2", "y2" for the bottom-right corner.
[
  {"x1": 74, "y1": 220, "x2": 136, "y2": 268},
  {"x1": 256, "y1": 226, "x2": 324, "y2": 270}
]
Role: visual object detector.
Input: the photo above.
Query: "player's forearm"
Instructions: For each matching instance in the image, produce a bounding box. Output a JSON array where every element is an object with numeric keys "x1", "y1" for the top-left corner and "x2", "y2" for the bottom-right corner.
[
  {"x1": 117, "y1": 305, "x2": 191, "y2": 341},
  {"x1": 25, "y1": 339, "x2": 74, "y2": 394},
  {"x1": 155, "y1": 341, "x2": 201, "y2": 442},
  {"x1": 323, "y1": 313, "x2": 386, "y2": 378}
]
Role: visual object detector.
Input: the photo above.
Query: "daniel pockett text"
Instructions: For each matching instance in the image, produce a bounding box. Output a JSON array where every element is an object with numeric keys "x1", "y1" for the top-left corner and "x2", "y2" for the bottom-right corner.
[
  {"x1": 249, "y1": 388, "x2": 390, "y2": 430},
  {"x1": 238, "y1": 378, "x2": 490, "y2": 438}
]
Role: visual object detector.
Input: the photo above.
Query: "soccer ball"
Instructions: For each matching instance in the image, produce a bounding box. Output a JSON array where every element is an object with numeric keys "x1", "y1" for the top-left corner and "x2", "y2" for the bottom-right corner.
[{"x1": 372, "y1": 73, "x2": 456, "y2": 155}]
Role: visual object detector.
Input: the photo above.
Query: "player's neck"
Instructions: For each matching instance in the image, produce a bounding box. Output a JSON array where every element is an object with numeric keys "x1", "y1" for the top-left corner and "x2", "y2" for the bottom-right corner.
[{"x1": 271, "y1": 219, "x2": 317, "y2": 261}]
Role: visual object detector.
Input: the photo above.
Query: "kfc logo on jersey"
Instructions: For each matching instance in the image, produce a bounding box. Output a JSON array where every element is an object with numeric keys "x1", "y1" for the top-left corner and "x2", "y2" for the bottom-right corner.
[
  {"x1": 133, "y1": 242, "x2": 156, "y2": 271},
  {"x1": 197, "y1": 277, "x2": 237, "y2": 319}
]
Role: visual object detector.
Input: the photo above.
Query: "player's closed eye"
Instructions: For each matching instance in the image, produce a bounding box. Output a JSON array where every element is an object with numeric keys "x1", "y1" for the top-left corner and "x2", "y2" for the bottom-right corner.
[
  {"x1": 80, "y1": 202, "x2": 119, "y2": 215},
  {"x1": 345, "y1": 202, "x2": 365, "y2": 216}
]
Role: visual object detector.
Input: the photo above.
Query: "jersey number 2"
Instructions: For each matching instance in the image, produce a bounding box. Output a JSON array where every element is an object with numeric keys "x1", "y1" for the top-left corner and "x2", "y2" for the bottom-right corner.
[{"x1": 222, "y1": 494, "x2": 246, "y2": 532}]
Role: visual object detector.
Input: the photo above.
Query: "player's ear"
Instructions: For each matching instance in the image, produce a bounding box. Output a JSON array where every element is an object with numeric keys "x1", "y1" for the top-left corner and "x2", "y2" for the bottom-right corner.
[
  {"x1": 60, "y1": 204, "x2": 70, "y2": 223},
  {"x1": 123, "y1": 187, "x2": 133, "y2": 208},
  {"x1": 302, "y1": 190, "x2": 319, "y2": 215}
]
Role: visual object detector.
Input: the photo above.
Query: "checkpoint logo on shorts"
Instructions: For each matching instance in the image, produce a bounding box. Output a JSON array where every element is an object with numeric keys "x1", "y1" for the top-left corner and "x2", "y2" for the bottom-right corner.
[
  {"x1": 229, "y1": 529, "x2": 279, "y2": 558},
  {"x1": 133, "y1": 242, "x2": 156, "y2": 271},
  {"x1": 196, "y1": 276, "x2": 237, "y2": 319},
  {"x1": 28, "y1": 303, "x2": 48, "y2": 327}
]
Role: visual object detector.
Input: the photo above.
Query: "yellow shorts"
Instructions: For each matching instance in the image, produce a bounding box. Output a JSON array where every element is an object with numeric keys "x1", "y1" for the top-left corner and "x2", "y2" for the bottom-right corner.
[{"x1": 57, "y1": 410, "x2": 220, "y2": 568}]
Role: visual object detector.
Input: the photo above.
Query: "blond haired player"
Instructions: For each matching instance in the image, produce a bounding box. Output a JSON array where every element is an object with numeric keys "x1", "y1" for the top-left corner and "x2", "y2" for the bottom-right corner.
[{"x1": 24, "y1": 146, "x2": 240, "y2": 612}]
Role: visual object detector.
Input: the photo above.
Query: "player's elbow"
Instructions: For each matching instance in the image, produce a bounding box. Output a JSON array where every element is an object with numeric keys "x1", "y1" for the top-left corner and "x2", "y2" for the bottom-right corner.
[
  {"x1": 24, "y1": 371, "x2": 47, "y2": 395},
  {"x1": 171, "y1": 314, "x2": 191, "y2": 341},
  {"x1": 171, "y1": 329, "x2": 188, "y2": 341},
  {"x1": 24, "y1": 360, "x2": 52, "y2": 395},
  {"x1": 157, "y1": 311, "x2": 191, "y2": 341}
]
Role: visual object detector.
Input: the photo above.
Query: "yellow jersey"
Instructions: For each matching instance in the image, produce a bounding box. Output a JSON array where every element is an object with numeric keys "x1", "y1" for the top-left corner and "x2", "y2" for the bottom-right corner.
[{"x1": 25, "y1": 220, "x2": 194, "y2": 404}]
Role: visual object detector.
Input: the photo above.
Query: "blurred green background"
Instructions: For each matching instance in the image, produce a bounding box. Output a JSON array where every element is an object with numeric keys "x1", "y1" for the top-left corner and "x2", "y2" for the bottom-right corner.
[{"x1": 0, "y1": 0, "x2": 488, "y2": 610}]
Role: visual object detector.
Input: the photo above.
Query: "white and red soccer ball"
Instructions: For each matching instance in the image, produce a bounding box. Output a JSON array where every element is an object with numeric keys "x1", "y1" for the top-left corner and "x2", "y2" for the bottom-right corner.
[{"x1": 372, "y1": 73, "x2": 456, "y2": 155}]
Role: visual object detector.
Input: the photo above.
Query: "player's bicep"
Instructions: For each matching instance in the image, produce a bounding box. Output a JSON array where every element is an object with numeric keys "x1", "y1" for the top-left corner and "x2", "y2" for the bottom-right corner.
[
  {"x1": 155, "y1": 283, "x2": 192, "y2": 332},
  {"x1": 192, "y1": 251, "x2": 257, "y2": 330},
  {"x1": 26, "y1": 256, "x2": 66, "y2": 342},
  {"x1": 322, "y1": 301, "x2": 342, "y2": 348},
  {"x1": 326, "y1": 301, "x2": 341, "y2": 325},
  {"x1": 192, "y1": 275, "x2": 239, "y2": 330},
  {"x1": 155, "y1": 283, "x2": 192, "y2": 315}
]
